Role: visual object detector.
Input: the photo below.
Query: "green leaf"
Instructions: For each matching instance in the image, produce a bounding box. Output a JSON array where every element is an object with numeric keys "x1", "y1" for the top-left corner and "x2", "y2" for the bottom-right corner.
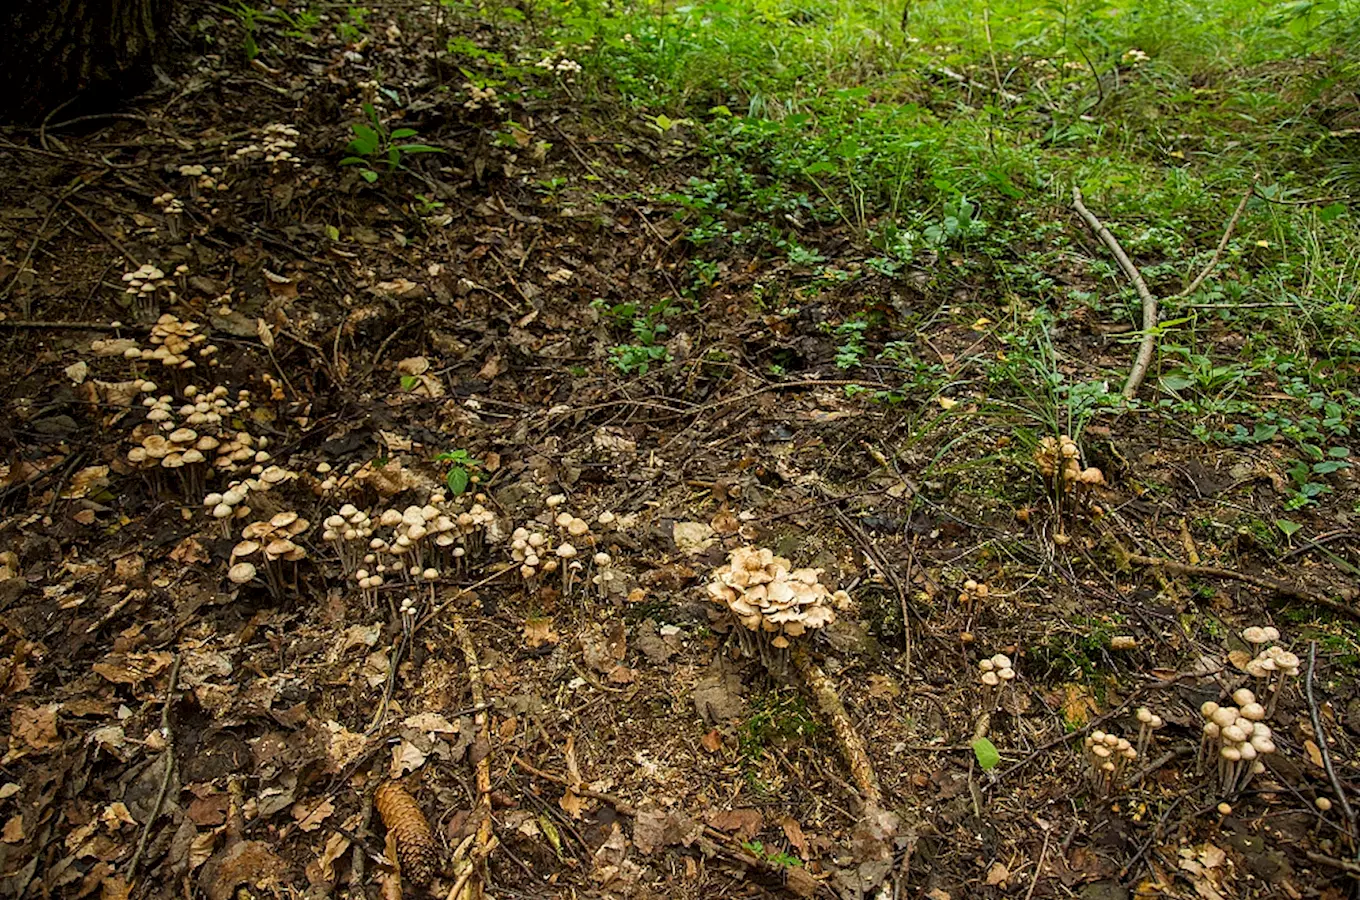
[
  {"x1": 390, "y1": 128, "x2": 418, "y2": 139},
  {"x1": 446, "y1": 466, "x2": 470, "y2": 495},
  {"x1": 395, "y1": 143, "x2": 445, "y2": 155},
  {"x1": 360, "y1": 169, "x2": 378, "y2": 183},
  {"x1": 1320, "y1": 203, "x2": 1348, "y2": 222},
  {"x1": 972, "y1": 737, "x2": 1001, "y2": 771},
  {"x1": 400, "y1": 375, "x2": 419, "y2": 391},
  {"x1": 325, "y1": 224, "x2": 340, "y2": 241},
  {"x1": 1276, "y1": 519, "x2": 1302, "y2": 537}
]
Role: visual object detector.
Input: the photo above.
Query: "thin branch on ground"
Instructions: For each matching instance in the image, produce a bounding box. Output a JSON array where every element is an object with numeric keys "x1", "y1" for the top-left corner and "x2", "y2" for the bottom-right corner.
[
  {"x1": 1178, "y1": 182, "x2": 1255, "y2": 299},
  {"x1": 791, "y1": 644, "x2": 882, "y2": 810},
  {"x1": 1305, "y1": 642, "x2": 1359, "y2": 859},
  {"x1": 127, "y1": 653, "x2": 183, "y2": 880},
  {"x1": 451, "y1": 615, "x2": 494, "y2": 900},
  {"x1": 1115, "y1": 547, "x2": 1354, "y2": 620},
  {"x1": 1072, "y1": 187, "x2": 1159, "y2": 400}
]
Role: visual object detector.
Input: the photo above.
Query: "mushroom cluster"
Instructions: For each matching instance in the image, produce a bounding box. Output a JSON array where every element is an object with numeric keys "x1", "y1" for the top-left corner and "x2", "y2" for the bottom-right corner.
[
  {"x1": 126, "y1": 426, "x2": 210, "y2": 495},
  {"x1": 1241, "y1": 626, "x2": 1299, "y2": 715},
  {"x1": 978, "y1": 654, "x2": 1016, "y2": 710},
  {"x1": 234, "y1": 123, "x2": 302, "y2": 166},
  {"x1": 122, "y1": 314, "x2": 218, "y2": 372},
  {"x1": 1034, "y1": 434, "x2": 1104, "y2": 488},
  {"x1": 231, "y1": 511, "x2": 310, "y2": 596},
  {"x1": 1135, "y1": 706, "x2": 1165, "y2": 757},
  {"x1": 706, "y1": 546, "x2": 843, "y2": 671},
  {"x1": 958, "y1": 578, "x2": 990, "y2": 607},
  {"x1": 178, "y1": 164, "x2": 227, "y2": 195},
  {"x1": 205, "y1": 484, "x2": 254, "y2": 536},
  {"x1": 152, "y1": 192, "x2": 184, "y2": 215},
  {"x1": 329, "y1": 496, "x2": 498, "y2": 604},
  {"x1": 1199, "y1": 690, "x2": 1276, "y2": 795},
  {"x1": 1083, "y1": 730, "x2": 1138, "y2": 795}
]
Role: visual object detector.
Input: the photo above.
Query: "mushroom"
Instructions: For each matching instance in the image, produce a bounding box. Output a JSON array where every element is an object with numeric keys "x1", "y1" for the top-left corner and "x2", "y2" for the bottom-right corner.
[{"x1": 228, "y1": 561, "x2": 256, "y2": 585}]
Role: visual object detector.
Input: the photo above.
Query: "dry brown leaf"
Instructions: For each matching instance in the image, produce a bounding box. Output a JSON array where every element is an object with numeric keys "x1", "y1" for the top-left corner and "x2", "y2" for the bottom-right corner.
[
  {"x1": 292, "y1": 797, "x2": 335, "y2": 832},
  {"x1": 199, "y1": 840, "x2": 287, "y2": 900},
  {"x1": 10, "y1": 703, "x2": 60, "y2": 752},
  {"x1": 101, "y1": 876, "x2": 132, "y2": 900},
  {"x1": 985, "y1": 862, "x2": 1009, "y2": 886},
  {"x1": 706, "y1": 808, "x2": 763, "y2": 841},
  {"x1": 780, "y1": 816, "x2": 808, "y2": 858},
  {"x1": 2, "y1": 814, "x2": 23, "y2": 843},
  {"x1": 390, "y1": 740, "x2": 427, "y2": 778},
  {"x1": 523, "y1": 617, "x2": 559, "y2": 649},
  {"x1": 700, "y1": 729, "x2": 723, "y2": 753},
  {"x1": 1305, "y1": 740, "x2": 1324, "y2": 769},
  {"x1": 866, "y1": 674, "x2": 901, "y2": 700},
  {"x1": 672, "y1": 521, "x2": 715, "y2": 555}
]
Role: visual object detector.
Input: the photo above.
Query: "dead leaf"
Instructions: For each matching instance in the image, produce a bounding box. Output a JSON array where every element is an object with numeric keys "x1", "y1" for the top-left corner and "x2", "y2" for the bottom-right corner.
[
  {"x1": 402, "y1": 712, "x2": 459, "y2": 734},
  {"x1": 390, "y1": 740, "x2": 427, "y2": 777},
  {"x1": 397, "y1": 356, "x2": 429, "y2": 376},
  {"x1": 706, "y1": 808, "x2": 763, "y2": 841},
  {"x1": 65, "y1": 360, "x2": 89, "y2": 384},
  {"x1": 200, "y1": 840, "x2": 287, "y2": 900},
  {"x1": 10, "y1": 703, "x2": 60, "y2": 752},
  {"x1": 2, "y1": 814, "x2": 23, "y2": 843},
  {"x1": 1305, "y1": 740, "x2": 1324, "y2": 769},
  {"x1": 866, "y1": 674, "x2": 901, "y2": 700},
  {"x1": 1227, "y1": 649, "x2": 1253, "y2": 671},
  {"x1": 61, "y1": 464, "x2": 108, "y2": 498},
  {"x1": 477, "y1": 354, "x2": 503, "y2": 380},
  {"x1": 672, "y1": 521, "x2": 715, "y2": 555},
  {"x1": 524, "y1": 617, "x2": 559, "y2": 649},
  {"x1": 710, "y1": 509, "x2": 741, "y2": 536},
  {"x1": 101, "y1": 876, "x2": 132, "y2": 900},
  {"x1": 780, "y1": 816, "x2": 809, "y2": 858},
  {"x1": 292, "y1": 797, "x2": 335, "y2": 832},
  {"x1": 985, "y1": 862, "x2": 1009, "y2": 886},
  {"x1": 700, "y1": 729, "x2": 723, "y2": 753},
  {"x1": 170, "y1": 537, "x2": 211, "y2": 565}
]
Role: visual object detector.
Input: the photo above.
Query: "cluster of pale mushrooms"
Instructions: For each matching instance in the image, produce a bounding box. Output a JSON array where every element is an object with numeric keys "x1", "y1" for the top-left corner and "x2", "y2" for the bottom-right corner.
[
  {"x1": 706, "y1": 546, "x2": 843, "y2": 671},
  {"x1": 1241, "y1": 625, "x2": 1300, "y2": 715},
  {"x1": 1083, "y1": 730, "x2": 1138, "y2": 795},
  {"x1": 1199, "y1": 689, "x2": 1276, "y2": 795},
  {"x1": 508, "y1": 496, "x2": 622, "y2": 598},
  {"x1": 1034, "y1": 434, "x2": 1104, "y2": 488},
  {"x1": 324, "y1": 496, "x2": 498, "y2": 604},
  {"x1": 124, "y1": 314, "x2": 219, "y2": 373},
  {"x1": 233, "y1": 123, "x2": 302, "y2": 166},
  {"x1": 977, "y1": 654, "x2": 1016, "y2": 710},
  {"x1": 177, "y1": 163, "x2": 228, "y2": 196},
  {"x1": 229, "y1": 511, "x2": 310, "y2": 597}
]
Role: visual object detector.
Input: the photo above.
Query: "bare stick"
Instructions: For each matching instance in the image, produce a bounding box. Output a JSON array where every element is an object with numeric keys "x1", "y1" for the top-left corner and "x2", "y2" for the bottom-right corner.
[
  {"x1": 0, "y1": 320, "x2": 151, "y2": 331},
  {"x1": 791, "y1": 644, "x2": 882, "y2": 809},
  {"x1": 128, "y1": 653, "x2": 182, "y2": 879},
  {"x1": 1178, "y1": 183, "x2": 1255, "y2": 299},
  {"x1": 452, "y1": 616, "x2": 493, "y2": 900},
  {"x1": 1306, "y1": 642, "x2": 1359, "y2": 858},
  {"x1": 1116, "y1": 549, "x2": 1354, "y2": 620},
  {"x1": 1072, "y1": 187, "x2": 1159, "y2": 400},
  {"x1": 1023, "y1": 825, "x2": 1052, "y2": 900}
]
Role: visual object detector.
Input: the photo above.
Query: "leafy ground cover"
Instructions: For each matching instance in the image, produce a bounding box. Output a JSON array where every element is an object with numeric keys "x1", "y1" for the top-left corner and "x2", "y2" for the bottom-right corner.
[{"x1": 0, "y1": 0, "x2": 1358, "y2": 898}]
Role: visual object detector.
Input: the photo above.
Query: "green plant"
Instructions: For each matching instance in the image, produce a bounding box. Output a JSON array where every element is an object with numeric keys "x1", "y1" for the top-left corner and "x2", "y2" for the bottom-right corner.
[
  {"x1": 592, "y1": 297, "x2": 676, "y2": 375},
  {"x1": 832, "y1": 318, "x2": 869, "y2": 370},
  {"x1": 434, "y1": 449, "x2": 481, "y2": 495},
  {"x1": 340, "y1": 103, "x2": 444, "y2": 182},
  {"x1": 336, "y1": 5, "x2": 369, "y2": 43},
  {"x1": 741, "y1": 841, "x2": 804, "y2": 868}
]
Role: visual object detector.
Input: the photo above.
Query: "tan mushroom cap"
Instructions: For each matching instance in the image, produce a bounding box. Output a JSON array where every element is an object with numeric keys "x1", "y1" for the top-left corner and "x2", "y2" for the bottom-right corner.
[{"x1": 228, "y1": 562, "x2": 256, "y2": 584}]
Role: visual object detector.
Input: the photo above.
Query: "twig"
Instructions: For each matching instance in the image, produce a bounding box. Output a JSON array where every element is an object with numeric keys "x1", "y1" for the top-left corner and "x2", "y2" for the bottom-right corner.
[
  {"x1": 127, "y1": 653, "x2": 182, "y2": 879},
  {"x1": 366, "y1": 624, "x2": 411, "y2": 735},
  {"x1": 61, "y1": 198, "x2": 140, "y2": 267},
  {"x1": 791, "y1": 644, "x2": 882, "y2": 809},
  {"x1": 1071, "y1": 187, "x2": 1158, "y2": 400},
  {"x1": 1023, "y1": 825, "x2": 1052, "y2": 900},
  {"x1": 0, "y1": 320, "x2": 151, "y2": 331},
  {"x1": 1116, "y1": 549, "x2": 1354, "y2": 620},
  {"x1": 1306, "y1": 642, "x2": 1359, "y2": 858},
  {"x1": 1178, "y1": 182, "x2": 1255, "y2": 299},
  {"x1": 451, "y1": 616, "x2": 493, "y2": 900}
]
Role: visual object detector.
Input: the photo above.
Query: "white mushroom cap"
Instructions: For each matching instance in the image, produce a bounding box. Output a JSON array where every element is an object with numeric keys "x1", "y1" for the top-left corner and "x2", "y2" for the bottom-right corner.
[
  {"x1": 1201, "y1": 701, "x2": 1220, "y2": 718},
  {"x1": 1232, "y1": 688, "x2": 1256, "y2": 707},
  {"x1": 1137, "y1": 707, "x2": 1152, "y2": 724},
  {"x1": 1261, "y1": 626, "x2": 1280, "y2": 642},
  {"x1": 980, "y1": 671, "x2": 1000, "y2": 687},
  {"x1": 228, "y1": 562, "x2": 256, "y2": 584},
  {"x1": 1240, "y1": 702, "x2": 1266, "y2": 721},
  {"x1": 1242, "y1": 626, "x2": 1268, "y2": 645},
  {"x1": 556, "y1": 543, "x2": 577, "y2": 558}
]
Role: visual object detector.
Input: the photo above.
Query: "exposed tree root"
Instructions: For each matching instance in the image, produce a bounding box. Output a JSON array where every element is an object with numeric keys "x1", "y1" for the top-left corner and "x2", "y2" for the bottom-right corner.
[
  {"x1": 450, "y1": 615, "x2": 494, "y2": 900},
  {"x1": 790, "y1": 644, "x2": 884, "y2": 810}
]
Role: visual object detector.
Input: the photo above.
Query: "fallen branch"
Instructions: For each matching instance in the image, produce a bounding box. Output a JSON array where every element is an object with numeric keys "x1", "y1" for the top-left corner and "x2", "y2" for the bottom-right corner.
[
  {"x1": 1072, "y1": 187, "x2": 1159, "y2": 400},
  {"x1": 128, "y1": 653, "x2": 182, "y2": 880},
  {"x1": 1114, "y1": 547, "x2": 1356, "y2": 620},
  {"x1": 1305, "y1": 642, "x2": 1359, "y2": 860},
  {"x1": 1072, "y1": 183, "x2": 1254, "y2": 400},
  {"x1": 451, "y1": 616, "x2": 493, "y2": 900},
  {"x1": 791, "y1": 644, "x2": 882, "y2": 810}
]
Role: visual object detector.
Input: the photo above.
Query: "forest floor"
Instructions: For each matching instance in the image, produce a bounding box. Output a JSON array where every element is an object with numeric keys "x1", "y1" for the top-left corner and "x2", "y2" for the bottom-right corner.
[{"x1": 1, "y1": 1, "x2": 1359, "y2": 899}]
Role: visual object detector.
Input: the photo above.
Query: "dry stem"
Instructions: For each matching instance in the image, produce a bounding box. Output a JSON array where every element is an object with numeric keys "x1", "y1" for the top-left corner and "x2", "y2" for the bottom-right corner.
[
  {"x1": 128, "y1": 653, "x2": 182, "y2": 880},
  {"x1": 1072, "y1": 183, "x2": 1253, "y2": 401},
  {"x1": 451, "y1": 615, "x2": 493, "y2": 900},
  {"x1": 790, "y1": 644, "x2": 882, "y2": 810}
]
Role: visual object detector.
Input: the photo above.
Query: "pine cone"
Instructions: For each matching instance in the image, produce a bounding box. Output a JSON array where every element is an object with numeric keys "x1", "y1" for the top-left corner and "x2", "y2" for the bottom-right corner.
[{"x1": 375, "y1": 781, "x2": 439, "y2": 886}]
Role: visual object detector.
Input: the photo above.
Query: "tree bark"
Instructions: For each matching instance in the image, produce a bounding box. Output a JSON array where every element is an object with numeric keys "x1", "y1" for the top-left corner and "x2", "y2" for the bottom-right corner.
[{"x1": 0, "y1": 0, "x2": 175, "y2": 123}]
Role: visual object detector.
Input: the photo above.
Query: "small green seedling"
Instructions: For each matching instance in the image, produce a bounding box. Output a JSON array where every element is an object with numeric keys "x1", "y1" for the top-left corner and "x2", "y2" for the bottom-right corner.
[
  {"x1": 972, "y1": 736, "x2": 1001, "y2": 771},
  {"x1": 435, "y1": 449, "x2": 481, "y2": 495},
  {"x1": 341, "y1": 103, "x2": 444, "y2": 183}
]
